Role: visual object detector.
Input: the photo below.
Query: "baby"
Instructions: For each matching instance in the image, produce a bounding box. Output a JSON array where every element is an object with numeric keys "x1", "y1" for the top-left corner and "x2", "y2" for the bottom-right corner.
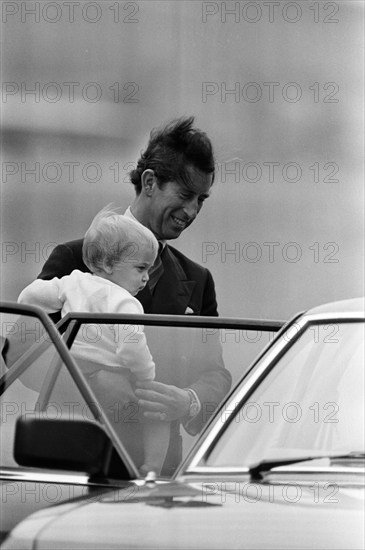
[{"x1": 18, "y1": 205, "x2": 169, "y2": 475}]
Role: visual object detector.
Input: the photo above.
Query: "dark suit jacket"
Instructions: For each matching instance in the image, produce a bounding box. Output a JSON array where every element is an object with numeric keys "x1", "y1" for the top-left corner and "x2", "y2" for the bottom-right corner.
[
  {"x1": 38, "y1": 239, "x2": 219, "y2": 317},
  {"x1": 37, "y1": 238, "x2": 232, "y2": 473}
]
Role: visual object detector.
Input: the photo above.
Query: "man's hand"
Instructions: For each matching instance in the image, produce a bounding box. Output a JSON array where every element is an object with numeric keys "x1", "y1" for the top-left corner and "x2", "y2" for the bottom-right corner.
[{"x1": 135, "y1": 381, "x2": 191, "y2": 422}]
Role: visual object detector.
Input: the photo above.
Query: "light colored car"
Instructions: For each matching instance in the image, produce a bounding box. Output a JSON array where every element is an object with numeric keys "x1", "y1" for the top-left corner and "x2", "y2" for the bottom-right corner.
[{"x1": 0, "y1": 298, "x2": 364, "y2": 549}]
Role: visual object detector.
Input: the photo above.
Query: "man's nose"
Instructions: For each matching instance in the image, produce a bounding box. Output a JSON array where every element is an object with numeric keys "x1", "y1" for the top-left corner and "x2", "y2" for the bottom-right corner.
[
  {"x1": 143, "y1": 271, "x2": 149, "y2": 282},
  {"x1": 183, "y1": 198, "x2": 199, "y2": 218}
]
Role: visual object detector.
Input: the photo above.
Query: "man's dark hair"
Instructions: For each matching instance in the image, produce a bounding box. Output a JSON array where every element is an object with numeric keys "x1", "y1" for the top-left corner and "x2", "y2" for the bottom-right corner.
[{"x1": 130, "y1": 116, "x2": 215, "y2": 194}]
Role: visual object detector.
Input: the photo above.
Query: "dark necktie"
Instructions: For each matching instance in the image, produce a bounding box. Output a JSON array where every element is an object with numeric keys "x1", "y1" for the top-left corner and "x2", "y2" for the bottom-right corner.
[{"x1": 148, "y1": 242, "x2": 164, "y2": 294}]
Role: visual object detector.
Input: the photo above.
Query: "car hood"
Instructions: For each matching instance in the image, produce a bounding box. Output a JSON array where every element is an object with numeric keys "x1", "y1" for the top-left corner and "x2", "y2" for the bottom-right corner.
[{"x1": 2, "y1": 479, "x2": 364, "y2": 550}]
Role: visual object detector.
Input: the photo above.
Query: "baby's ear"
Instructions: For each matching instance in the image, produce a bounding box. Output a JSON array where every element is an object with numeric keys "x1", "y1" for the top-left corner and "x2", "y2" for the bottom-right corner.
[{"x1": 102, "y1": 260, "x2": 114, "y2": 275}]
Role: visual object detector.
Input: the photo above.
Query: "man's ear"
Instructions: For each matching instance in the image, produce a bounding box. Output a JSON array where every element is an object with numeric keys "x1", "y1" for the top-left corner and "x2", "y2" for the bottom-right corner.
[{"x1": 141, "y1": 169, "x2": 156, "y2": 196}]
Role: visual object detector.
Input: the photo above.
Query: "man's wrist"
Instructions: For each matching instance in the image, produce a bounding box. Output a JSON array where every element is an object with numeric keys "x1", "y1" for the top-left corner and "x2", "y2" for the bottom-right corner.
[{"x1": 184, "y1": 388, "x2": 201, "y2": 419}]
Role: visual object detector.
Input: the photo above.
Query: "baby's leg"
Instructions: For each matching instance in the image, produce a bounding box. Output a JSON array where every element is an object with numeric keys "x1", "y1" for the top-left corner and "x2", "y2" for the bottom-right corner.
[
  {"x1": 80, "y1": 366, "x2": 145, "y2": 466},
  {"x1": 140, "y1": 420, "x2": 170, "y2": 476}
]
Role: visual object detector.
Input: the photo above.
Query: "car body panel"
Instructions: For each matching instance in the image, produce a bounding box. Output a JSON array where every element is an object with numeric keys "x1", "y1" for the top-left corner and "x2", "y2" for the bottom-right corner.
[
  {"x1": 3, "y1": 475, "x2": 364, "y2": 550},
  {"x1": 304, "y1": 297, "x2": 364, "y2": 316}
]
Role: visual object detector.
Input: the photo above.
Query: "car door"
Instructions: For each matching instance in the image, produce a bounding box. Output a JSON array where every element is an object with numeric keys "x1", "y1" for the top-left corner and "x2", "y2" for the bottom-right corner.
[{"x1": 0, "y1": 303, "x2": 135, "y2": 543}]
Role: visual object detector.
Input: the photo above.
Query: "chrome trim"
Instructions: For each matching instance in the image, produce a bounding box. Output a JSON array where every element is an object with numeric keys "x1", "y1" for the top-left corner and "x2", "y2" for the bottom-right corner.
[
  {"x1": 0, "y1": 468, "x2": 91, "y2": 486},
  {"x1": 183, "y1": 466, "x2": 251, "y2": 475},
  {"x1": 303, "y1": 312, "x2": 365, "y2": 322},
  {"x1": 182, "y1": 465, "x2": 365, "y2": 478},
  {"x1": 59, "y1": 311, "x2": 285, "y2": 331},
  {"x1": 269, "y1": 465, "x2": 365, "y2": 474},
  {"x1": 0, "y1": 467, "x2": 139, "y2": 488}
]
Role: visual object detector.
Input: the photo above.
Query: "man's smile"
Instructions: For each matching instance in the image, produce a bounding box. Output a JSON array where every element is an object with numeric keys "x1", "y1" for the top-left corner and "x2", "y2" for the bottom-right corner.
[{"x1": 171, "y1": 215, "x2": 188, "y2": 227}]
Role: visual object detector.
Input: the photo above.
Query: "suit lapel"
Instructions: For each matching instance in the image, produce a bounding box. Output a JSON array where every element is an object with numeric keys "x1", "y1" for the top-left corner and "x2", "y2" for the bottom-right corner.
[
  {"x1": 142, "y1": 246, "x2": 197, "y2": 314},
  {"x1": 136, "y1": 285, "x2": 152, "y2": 312}
]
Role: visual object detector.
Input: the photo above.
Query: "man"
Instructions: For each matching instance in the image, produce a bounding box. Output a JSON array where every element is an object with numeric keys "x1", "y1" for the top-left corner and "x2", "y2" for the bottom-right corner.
[{"x1": 15, "y1": 117, "x2": 232, "y2": 474}]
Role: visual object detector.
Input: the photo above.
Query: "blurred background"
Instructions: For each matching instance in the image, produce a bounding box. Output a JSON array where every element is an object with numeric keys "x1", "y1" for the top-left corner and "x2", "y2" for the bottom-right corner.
[{"x1": 1, "y1": 0, "x2": 364, "y2": 320}]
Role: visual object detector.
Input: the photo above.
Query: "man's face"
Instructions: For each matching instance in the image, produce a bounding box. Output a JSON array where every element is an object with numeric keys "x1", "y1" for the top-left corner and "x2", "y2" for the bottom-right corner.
[{"x1": 145, "y1": 165, "x2": 213, "y2": 241}]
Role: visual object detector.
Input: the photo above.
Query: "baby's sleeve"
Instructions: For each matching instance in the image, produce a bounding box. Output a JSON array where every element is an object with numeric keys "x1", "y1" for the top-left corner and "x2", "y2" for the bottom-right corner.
[
  {"x1": 18, "y1": 278, "x2": 64, "y2": 313},
  {"x1": 113, "y1": 296, "x2": 155, "y2": 381},
  {"x1": 117, "y1": 327, "x2": 155, "y2": 381}
]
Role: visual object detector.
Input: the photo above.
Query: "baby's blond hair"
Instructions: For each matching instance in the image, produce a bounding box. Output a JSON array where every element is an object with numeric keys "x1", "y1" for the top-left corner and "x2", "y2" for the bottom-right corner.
[{"x1": 82, "y1": 204, "x2": 158, "y2": 273}]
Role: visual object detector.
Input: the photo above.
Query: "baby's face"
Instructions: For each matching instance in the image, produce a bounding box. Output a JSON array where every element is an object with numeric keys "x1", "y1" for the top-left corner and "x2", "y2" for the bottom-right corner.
[{"x1": 109, "y1": 246, "x2": 156, "y2": 296}]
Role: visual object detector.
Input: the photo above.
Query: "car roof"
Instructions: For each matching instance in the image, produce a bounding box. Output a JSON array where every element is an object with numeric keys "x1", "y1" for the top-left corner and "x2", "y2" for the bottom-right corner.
[{"x1": 305, "y1": 296, "x2": 365, "y2": 316}]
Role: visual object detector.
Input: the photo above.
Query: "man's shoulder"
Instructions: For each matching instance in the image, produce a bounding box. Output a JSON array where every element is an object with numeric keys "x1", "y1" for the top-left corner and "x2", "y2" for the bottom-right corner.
[
  {"x1": 52, "y1": 238, "x2": 85, "y2": 261},
  {"x1": 39, "y1": 238, "x2": 87, "y2": 280},
  {"x1": 58, "y1": 238, "x2": 84, "y2": 251}
]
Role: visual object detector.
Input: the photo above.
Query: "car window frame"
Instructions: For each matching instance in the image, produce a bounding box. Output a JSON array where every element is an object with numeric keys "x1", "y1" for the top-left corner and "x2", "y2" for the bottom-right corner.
[
  {"x1": 0, "y1": 302, "x2": 140, "y2": 481},
  {"x1": 0, "y1": 301, "x2": 285, "y2": 486}
]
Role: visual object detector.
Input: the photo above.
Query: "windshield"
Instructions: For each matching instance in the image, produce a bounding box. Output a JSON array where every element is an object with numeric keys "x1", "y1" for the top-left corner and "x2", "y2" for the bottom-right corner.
[{"x1": 203, "y1": 322, "x2": 364, "y2": 468}]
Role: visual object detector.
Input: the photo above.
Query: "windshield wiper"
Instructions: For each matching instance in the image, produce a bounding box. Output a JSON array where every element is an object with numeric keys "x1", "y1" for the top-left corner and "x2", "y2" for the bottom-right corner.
[{"x1": 249, "y1": 452, "x2": 365, "y2": 480}]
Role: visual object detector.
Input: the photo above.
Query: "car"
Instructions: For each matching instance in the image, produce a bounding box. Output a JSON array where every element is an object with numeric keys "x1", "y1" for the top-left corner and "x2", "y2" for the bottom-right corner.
[{"x1": 0, "y1": 297, "x2": 364, "y2": 549}]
